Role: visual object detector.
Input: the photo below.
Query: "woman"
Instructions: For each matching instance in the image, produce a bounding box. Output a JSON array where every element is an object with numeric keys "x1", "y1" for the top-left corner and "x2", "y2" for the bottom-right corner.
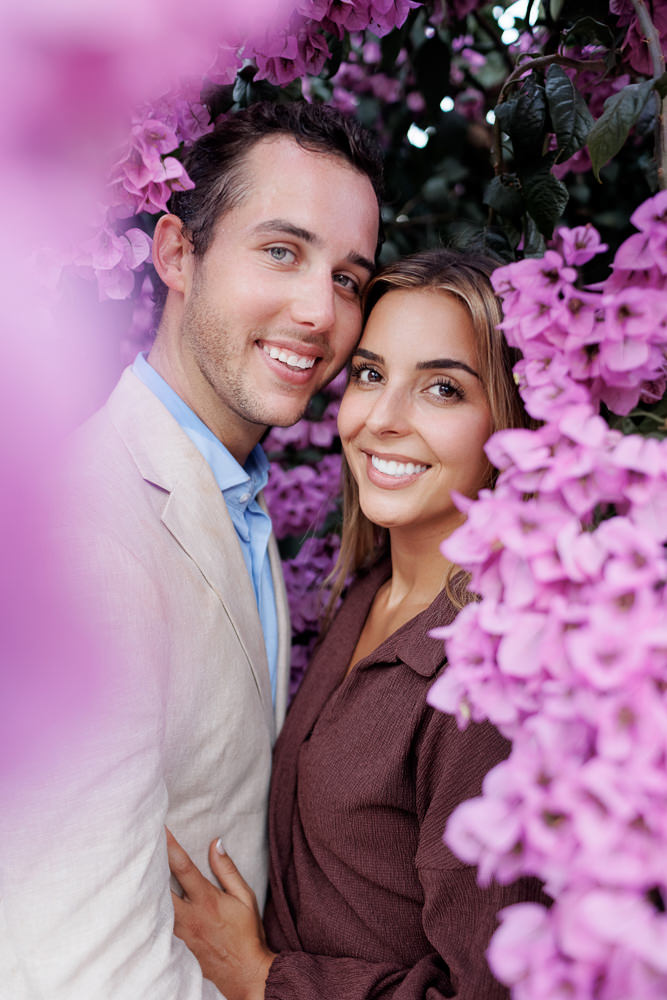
[{"x1": 167, "y1": 248, "x2": 541, "y2": 999}]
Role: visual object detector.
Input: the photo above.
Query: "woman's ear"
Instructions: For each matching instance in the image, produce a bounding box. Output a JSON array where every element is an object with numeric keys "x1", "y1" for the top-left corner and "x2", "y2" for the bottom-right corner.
[{"x1": 152, "y1": 214, "x2": 193, "y2": 293}]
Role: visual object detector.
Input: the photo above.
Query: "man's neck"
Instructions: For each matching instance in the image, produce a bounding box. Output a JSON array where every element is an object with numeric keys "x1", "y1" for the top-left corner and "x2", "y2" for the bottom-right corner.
[{"x1": 145, "y1": 342, "x2": 264, "y2": 466}]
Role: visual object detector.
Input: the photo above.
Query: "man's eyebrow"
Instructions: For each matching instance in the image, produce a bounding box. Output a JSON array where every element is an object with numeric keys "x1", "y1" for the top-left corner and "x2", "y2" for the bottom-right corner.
[
  {"x1": 254, "y1": 219, "x2": 375, "y2": 275},
  {"x1": 256, "y1": 219, "x2": 319, "y2": 244},
  {"x1": 416, "y1": 358, "x2": 481, "y2": 380},
  {"x1": 347, "y1": 251, "x2": 375, "y2": 276}
]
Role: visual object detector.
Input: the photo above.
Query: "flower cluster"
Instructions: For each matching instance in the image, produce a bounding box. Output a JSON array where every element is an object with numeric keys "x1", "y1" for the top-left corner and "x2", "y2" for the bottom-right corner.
[
  {"x1": 263, "y1": 379, "x2": 347, "y2": 691},
  {"x1": 74, "y1": 220, "x2": 152, "y2": 301},
  {"x1": 263, "y1": 453, "x2": 342, "y2": 539},
  {"x1": 428, "y1": 191, "x2": 667, "y2": 998},
  {"x1": 282, "y1": 532, "x2": 342, "y2": 695},
  {"x1": 495, "y1": 195, "x2": 667, "y2": 420}
]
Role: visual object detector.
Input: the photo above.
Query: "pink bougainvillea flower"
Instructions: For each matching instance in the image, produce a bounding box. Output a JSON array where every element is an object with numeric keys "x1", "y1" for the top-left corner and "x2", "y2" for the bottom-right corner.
[
  {"x1": 555, "y1": 224, "x2": 608, "y2": 267},
  {"x1": 76, "y1": 223, "x2": 152, "y2": 301}
]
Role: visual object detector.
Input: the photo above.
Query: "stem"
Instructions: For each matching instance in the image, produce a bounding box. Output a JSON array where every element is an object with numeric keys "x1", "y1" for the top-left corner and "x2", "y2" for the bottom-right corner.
[
  {"x1": 629, "y1": 410, "x2": 667, "y2": 422},
  {"x1": 629, "y1": 0, "x2": 667, "y2": 189}
]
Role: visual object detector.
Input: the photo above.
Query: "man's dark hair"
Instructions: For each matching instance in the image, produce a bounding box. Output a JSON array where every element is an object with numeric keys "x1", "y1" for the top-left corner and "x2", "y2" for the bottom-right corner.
[{"x1": 170, "y1": 100, "x2": 384, "y2": 257}]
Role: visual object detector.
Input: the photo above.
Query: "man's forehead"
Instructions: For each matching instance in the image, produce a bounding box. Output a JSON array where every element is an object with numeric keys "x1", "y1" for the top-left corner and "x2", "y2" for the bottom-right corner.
[{"x1": 233, "y1": 136, "x2": 379, "y2": 250}]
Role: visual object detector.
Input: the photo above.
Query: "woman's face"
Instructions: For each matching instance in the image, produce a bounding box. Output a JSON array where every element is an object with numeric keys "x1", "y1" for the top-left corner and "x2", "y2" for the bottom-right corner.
[{"x1": 337, "y1": 287, "x2": 493, "y2": 539}]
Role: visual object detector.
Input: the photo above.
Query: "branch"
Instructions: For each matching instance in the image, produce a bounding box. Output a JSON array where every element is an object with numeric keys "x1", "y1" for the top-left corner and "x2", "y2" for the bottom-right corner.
[
  {"x1": 629, "y1": 0, "x2": 667, "y2": 189},
  {"x1": 497, "y1": 53, "x2": 607, "y2": 106}
]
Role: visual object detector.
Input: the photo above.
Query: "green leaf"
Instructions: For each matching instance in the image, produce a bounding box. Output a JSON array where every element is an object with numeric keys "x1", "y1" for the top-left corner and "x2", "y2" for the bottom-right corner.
[
  {"x1": 484, "y1": 174, "x2": 524, "y2": 219},
  {"x1": 494, "y1": 97, "x2": 518, "y2": 136},
  {"x1": 523, "y1": 214, "x2": 546, "y2": 257},
  {"x1": 322, "y1": 33, "x2": 348, "y2": 80},
  {"x1": 562, "y1": 15, "x2": 615, "y2": 50},
  {"x1": 524, "y1": 170, "x2": 569, "y2": 239},
  {"x1": 587, "y1": 79, "x2": 657, "y2": 180},
  {"x1": 512, "y1": 74, "x2": 547, "y2": 164},
  {"x1": 380, "y1": 18, "x2": 411, "y2": 73},
  {"x1": 545, "y1": 64, "x2": 594, "y2": 161}
]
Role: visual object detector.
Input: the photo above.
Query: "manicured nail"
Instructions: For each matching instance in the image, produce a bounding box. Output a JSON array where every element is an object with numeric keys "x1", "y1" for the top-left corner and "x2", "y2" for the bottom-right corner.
[{"x1": 215, "y1": 838, "x2": 226, "y2": 855}]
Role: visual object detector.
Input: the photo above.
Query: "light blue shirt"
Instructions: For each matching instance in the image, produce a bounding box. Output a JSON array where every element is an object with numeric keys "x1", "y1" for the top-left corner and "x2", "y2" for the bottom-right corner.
[{"x1": 132, "y1": 353, "x2": 278, "y2": 702}]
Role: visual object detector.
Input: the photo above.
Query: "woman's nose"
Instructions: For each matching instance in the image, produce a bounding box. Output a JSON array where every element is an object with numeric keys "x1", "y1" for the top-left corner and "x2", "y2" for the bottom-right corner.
[{"x1": 364, "y1": 384, "x2": 411, "y2": 436}]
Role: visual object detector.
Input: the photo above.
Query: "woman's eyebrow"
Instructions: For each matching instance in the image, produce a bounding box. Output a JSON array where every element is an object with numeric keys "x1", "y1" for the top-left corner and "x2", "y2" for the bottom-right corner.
[
  {"x1": 416, "y1": 358, "x2": 481, "y2": 380},
  {"x1": 353, "y1": 347, "x2": 383, "y2": 362}
]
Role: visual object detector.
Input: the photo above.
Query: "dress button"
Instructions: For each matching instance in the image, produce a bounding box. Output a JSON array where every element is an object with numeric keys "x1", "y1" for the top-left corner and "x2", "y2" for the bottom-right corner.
[{"x1": 239, "y1": 492, "x2": 251, "y2": 503}]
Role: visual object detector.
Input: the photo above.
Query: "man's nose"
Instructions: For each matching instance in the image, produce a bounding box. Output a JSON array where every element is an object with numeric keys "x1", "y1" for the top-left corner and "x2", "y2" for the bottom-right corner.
[{"x1": 288, "y1": 269, "x2": 337, "y2": 333}]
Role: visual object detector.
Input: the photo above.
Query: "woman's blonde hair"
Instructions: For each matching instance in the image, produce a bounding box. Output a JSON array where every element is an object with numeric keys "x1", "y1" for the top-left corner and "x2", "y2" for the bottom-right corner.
[{"x1": 323, "y1": 246, "x2": 530, "y2": 623}]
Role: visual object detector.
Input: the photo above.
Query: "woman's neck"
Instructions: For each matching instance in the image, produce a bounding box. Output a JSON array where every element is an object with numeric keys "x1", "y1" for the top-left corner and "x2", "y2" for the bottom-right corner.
[{"x1": 383, "y1": 521, "x2": 462, "y2": 612}]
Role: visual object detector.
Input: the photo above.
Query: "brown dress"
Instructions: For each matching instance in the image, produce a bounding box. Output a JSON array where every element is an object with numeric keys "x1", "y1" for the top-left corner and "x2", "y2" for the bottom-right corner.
[{"x1": 263, "y1": 561, "x2": 542, "y2": 999}]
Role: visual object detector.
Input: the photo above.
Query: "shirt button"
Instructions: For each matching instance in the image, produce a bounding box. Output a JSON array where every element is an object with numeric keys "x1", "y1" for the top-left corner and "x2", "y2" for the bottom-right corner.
[{"x1": 239, "y1": 492, "x2": 251, "y2": 503}]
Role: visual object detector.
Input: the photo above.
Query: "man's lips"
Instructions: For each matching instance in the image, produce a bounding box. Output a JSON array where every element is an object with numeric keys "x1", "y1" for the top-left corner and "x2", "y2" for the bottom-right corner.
[{"x1": 262, "y1": 343, "x2": 317, "y2": 370}]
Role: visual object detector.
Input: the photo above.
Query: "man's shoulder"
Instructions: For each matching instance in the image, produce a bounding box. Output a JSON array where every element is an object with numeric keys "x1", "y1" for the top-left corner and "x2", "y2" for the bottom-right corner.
[
  {"x1": 58, "y1": 368, "x2": 176, "y2": 538},
  {"x1": 65, "y1": 370, "x2": 144, "y2": 489}
]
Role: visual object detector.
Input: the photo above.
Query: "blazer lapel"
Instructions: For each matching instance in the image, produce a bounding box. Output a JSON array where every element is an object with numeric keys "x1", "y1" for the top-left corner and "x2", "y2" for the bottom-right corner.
[
  {"x1": 106, "y1": 369, "x2": 274, "y2": 731},
  {"x1": 260, "y1": 494, "x2": 291, "y2": 734}
]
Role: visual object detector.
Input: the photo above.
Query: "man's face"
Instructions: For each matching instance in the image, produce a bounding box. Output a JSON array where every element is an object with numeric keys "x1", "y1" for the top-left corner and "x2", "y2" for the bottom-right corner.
[{"x1": 176, "y1": 136, "x2": 379, "y2": 460}]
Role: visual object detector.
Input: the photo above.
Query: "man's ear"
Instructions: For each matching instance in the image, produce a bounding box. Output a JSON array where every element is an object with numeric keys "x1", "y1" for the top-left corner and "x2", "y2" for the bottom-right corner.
[{"x1": 152, "y1": 214, "x2": 194, "y2": 293}]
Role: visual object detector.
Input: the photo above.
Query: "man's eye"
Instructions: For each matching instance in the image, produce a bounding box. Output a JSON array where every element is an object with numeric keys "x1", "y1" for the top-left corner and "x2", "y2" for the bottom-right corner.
[
  {"x1": 267, "y1": 246, "x2": 295, "y2": 263},
  {"x1": 334, "y1": 273, "x2": 361, "y2": 295}
]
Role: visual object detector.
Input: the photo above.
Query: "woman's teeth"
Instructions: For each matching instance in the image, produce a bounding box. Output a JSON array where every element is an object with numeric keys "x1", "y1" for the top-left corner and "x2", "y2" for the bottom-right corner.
[
  {"x1": 371, "y1": 455, "x2": 428, "y2": 477},
  {"x1": 263, "y1": 345, "x2": 316, "y2": 370}
]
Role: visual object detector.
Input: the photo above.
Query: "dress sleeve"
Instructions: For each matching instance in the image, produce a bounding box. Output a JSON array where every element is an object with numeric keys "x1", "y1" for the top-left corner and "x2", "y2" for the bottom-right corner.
[
  {"x1": 0, "y1": 534, "x2": 223, "y2": 1000},
  {"x1": 263, "y1": 707, "x2": 542, "y2": 1000}
]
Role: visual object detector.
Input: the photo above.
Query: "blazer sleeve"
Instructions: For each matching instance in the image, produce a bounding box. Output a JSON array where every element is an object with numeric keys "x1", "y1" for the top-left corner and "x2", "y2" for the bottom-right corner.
[
  {"x1": 264, "y1": 709, "x2": 542, "y2": 1000},
  {"x1": 0, "y1": 532, "x2": 224, "y2": 1000}
]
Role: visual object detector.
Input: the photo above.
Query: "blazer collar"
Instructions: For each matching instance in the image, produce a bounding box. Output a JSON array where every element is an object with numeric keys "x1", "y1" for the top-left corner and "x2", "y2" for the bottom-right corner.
[{"x1": 106, "y1": 369, "x2": 275, "y2": 732}]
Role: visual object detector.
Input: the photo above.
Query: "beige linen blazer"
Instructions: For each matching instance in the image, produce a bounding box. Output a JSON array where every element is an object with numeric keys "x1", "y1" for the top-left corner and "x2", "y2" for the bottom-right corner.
[{"x1": 0, "y1": 369, "x2": 290, "y2": 999}]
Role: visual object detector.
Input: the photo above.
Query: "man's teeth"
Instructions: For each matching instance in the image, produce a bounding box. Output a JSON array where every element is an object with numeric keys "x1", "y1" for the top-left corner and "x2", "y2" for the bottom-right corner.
[
  {"x1": 263, "y1": 345, "x2": 316, "y2": 370},
  {"x1": 371, "y1": 455, "x2": 428, "y2": 477}
]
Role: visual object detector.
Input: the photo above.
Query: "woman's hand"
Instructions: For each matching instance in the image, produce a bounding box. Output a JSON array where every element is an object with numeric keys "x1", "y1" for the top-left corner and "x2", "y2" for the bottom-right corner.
[{"x1": 166, "y1": 829, "x2": 276, "y2": 1000}]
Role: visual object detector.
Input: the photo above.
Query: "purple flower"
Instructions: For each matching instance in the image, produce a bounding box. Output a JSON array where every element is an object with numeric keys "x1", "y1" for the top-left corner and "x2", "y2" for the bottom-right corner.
[
  {"x1": 554, "y1": 224, "x2": 609, "y2": 267},
  {"x1": 76, "y1": 222, "x2": 151, "y2": 301},
  {"x1": 109, "y1": 115, "x2": 195, "y2": 218},
  {"x1": 265, "y1": 454, "x2": 341, "y2": 539}
]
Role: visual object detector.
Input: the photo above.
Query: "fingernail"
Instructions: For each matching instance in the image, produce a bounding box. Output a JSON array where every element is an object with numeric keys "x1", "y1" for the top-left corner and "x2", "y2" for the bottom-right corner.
[{"x1": 215, "y1": 838, "x2": 226, "y2": 855}]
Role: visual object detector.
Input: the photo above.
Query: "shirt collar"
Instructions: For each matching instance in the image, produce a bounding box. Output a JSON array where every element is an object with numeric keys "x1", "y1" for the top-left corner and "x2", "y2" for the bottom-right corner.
[
  {"x1": 132, "y1": 352, "x2": 269, "y2": 497},
  {"x1": 353, "y1": 560, "x2": 465, "y2": 679}
]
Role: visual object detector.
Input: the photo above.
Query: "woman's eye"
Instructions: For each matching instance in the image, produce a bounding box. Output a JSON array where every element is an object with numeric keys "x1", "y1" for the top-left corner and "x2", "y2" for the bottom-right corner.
[
  {"x1": 427, "y1": 380, "x2": 463, "y2": 401},
  {"x1": 267, "y1": 246, "x2": 295, "y2": 263},
  {"x1": 350, "y1": 364, "x2": 381, "y2": 384}
]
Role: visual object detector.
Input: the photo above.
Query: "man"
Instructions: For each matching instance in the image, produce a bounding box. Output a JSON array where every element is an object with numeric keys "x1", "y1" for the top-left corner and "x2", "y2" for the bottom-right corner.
[{"x1": 2, "y1": 102, "x2": 382, "y2": 998}]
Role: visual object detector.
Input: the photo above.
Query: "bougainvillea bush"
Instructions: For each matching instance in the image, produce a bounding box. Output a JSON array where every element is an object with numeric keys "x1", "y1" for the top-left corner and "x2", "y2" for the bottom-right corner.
[{"x1": 428, "y1": 194, "x2": 667, "y2": 997}]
